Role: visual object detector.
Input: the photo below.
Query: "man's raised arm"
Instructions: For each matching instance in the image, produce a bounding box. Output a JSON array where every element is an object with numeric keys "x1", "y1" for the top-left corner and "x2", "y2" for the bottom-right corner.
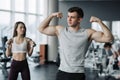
[
  {"x1": 38, "y1": 12, "x2": 63, "y2": 36},
  {"x1": 90, "y1": 16, "x2": 114, "y2": 42}
]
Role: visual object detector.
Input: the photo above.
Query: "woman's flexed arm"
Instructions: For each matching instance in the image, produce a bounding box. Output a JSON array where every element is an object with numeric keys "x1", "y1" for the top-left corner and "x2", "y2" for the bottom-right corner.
[
  {"x1": 6, "y1": 38, "x2": 13, "y2": 57},
  {"x1": 27, "y1": 38, "x2": 36, "y2": 56}
]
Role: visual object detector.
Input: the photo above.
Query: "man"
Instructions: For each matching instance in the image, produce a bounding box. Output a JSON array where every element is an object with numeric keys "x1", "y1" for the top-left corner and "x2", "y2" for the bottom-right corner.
[
  {"x1": 98, "y1": 42, "x2": 113, "y2": 75},
  {"x1": 112, "y1": 41, "x2": 120, "y2": 69},
  {"x1": 38, "y1": 7, "x2": 114, "y2": 80},
  {"x1": 103, "y1": 42, "x2": 113, "y2": 67}
]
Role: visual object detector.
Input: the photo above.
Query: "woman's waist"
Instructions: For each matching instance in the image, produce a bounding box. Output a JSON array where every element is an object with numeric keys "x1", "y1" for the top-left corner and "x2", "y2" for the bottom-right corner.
[
  {"x1": 12, "y1": 53, "x2": 26, "y2": 61},
  {"x1": 12, "y1": 51, "x2": 27, "y2": 53}
]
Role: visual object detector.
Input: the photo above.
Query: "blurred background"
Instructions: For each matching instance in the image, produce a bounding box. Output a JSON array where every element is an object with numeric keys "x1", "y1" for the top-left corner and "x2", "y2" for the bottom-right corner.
[{"x1": 0, "y1": 0, "x2": 120, "y2": 80}]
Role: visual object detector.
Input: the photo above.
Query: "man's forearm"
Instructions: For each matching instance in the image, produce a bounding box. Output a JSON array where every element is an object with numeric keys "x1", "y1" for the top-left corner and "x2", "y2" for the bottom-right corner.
[
  {"x1": 98, "y1": 21, "x2": 114, "y2": 41},
  {"x1": 39, "y1": 14, "x2": 54, "y2": 32}
]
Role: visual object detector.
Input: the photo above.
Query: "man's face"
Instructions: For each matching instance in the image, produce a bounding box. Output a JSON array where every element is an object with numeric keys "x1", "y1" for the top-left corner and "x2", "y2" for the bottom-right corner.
[{"x1": 67, "y1": 12, "x2": 81, "y2": 27}]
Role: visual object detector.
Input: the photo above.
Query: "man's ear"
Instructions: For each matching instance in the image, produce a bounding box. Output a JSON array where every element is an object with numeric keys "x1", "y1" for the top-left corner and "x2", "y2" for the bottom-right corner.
[{"x1": 78, "y1": 18, "x2": 83, "y2": 23}]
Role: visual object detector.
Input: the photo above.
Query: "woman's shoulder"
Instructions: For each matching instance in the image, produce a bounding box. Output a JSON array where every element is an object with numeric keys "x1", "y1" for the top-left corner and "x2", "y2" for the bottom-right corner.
[{"x1": 24, "y1": 37, "x2": 32, "y2": 42}]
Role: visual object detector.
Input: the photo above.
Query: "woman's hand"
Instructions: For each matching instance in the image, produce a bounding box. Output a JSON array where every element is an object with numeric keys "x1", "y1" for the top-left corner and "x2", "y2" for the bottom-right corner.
[{"x1": 29, "y1": 40, "x2": 36, "y2": 48}]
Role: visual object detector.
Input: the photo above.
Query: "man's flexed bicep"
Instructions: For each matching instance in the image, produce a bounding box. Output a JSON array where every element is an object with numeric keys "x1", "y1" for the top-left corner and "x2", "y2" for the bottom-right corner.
[
  {"x1": 89, "y1": 16, "x2": 114, "y2": 42},
  {"x1": 39, "y1": 25, "x2": 57, "y2": 36},
  {"x1": 88, "y1": 29, "x2": 112, "y2": 43},
  {"x1": 38, "y1": 12, "x2": 63, "y2": 36},
  {"x1": 91, "y1": 30, "x2": 109, "y2": 42}
]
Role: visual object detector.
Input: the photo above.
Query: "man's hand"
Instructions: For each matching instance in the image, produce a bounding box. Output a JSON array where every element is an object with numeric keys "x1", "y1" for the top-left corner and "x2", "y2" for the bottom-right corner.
[
  {"x1": 90, "y1": 16, "x2": 101, "y2": 23},
  {"x1": 52, "y1": 12, "x2": 63, "y2": 19}
]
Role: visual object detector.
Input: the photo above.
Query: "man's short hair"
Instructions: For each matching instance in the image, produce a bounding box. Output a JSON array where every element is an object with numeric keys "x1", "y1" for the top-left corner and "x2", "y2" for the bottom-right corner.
[{"x1": 68, "y1": 7, "x2": 84, "y2": 18}]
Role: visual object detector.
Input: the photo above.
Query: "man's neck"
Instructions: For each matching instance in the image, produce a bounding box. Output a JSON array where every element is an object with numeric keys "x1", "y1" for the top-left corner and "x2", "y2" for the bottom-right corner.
[{"x1": 69, "y1": 26, "x2": 80, "y2": 32}]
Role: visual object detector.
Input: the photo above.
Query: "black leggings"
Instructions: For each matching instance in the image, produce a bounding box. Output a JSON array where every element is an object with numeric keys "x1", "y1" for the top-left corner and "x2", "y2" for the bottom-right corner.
[
  {"x1": 56, "y1": 70, "x2": 85, "y2": 80},
  {"x1": 8, "y1": 59, "x2": 30, "y2": 80}
]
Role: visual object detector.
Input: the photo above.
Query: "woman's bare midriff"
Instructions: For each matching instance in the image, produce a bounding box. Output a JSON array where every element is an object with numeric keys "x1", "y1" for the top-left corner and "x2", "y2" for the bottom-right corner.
[{"x1": 12, "y1": 53, "x2": 26, "y2": 61}]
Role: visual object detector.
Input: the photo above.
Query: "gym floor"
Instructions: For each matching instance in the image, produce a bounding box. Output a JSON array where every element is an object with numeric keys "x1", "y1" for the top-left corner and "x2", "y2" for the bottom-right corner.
[{"x1": 0, "y1": 60, "x2": 119, "y2": 80}]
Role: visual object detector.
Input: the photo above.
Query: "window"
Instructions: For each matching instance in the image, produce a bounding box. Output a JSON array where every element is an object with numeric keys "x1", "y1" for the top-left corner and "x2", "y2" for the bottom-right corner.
[
  {"x1": 0, "y1": 0, "x2": 45, "y2": 52},
  {"x1": 0, "y1": 11, "x2": 10, "y2": 47},
  {"x1": 27, "y1": 15, "x2": 36, "y2": 40},
  {"x1": 39, "y1": 0, "x2": 45, "y2": 14},
  {"x1": 91, "y1": 22, "x2": 103, "y2": 31},
  {"x1": 15, "y1": 13, "x2": 24, "y2": 22},
  {"x1": 112, "y1": 21, "x2": 120, "y2": 40},
  {"x1": 0, "y1": 0, "x2": 10, "y2": 10},
  {"x1": 28, "y1": 0, "x2": 36, "y2": 13},
  {"x1": 15, "y1": 0, "x2": 25, "y2": 12},
  {"x1": 0, "y1": 11, "x2": 10, "y2": 26},
  {"x1": 91, "y1": 21, "x2": 110, "y2": 32}
]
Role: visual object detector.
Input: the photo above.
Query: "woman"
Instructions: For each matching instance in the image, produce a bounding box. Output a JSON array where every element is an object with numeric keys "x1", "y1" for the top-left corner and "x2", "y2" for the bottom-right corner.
[{"x1": 6, "y1": 21, "x2": 36, "y2": 80}]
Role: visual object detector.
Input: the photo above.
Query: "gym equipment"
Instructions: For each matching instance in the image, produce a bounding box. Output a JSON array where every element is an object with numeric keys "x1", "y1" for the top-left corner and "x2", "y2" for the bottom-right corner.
[{"x1": 0, "y1": 36, "x2": 11, "y2": 78}]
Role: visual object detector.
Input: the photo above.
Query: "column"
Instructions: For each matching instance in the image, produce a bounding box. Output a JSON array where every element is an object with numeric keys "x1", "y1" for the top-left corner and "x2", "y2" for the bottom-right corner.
[
  {"x1": 42, "y1": 0, "x2": 59, "y2": 63},
  {"x1": 47, "y1": 0, "x2": 59, "y2": 62}
]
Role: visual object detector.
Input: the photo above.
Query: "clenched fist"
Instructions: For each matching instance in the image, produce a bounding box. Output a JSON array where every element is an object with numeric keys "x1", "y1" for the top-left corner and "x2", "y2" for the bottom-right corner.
[
  {"x1": 90, "y1": 16, "x2": 101, "y2": 23},
  {"x1": 52, "y1": 12, "x2": 63, "y2": 19}
]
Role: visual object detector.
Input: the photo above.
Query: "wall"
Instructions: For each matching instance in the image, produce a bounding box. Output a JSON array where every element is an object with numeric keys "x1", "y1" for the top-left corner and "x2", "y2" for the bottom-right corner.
[{"x1": 59, "y1": 1, "x2": 120, "y2": 29}]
